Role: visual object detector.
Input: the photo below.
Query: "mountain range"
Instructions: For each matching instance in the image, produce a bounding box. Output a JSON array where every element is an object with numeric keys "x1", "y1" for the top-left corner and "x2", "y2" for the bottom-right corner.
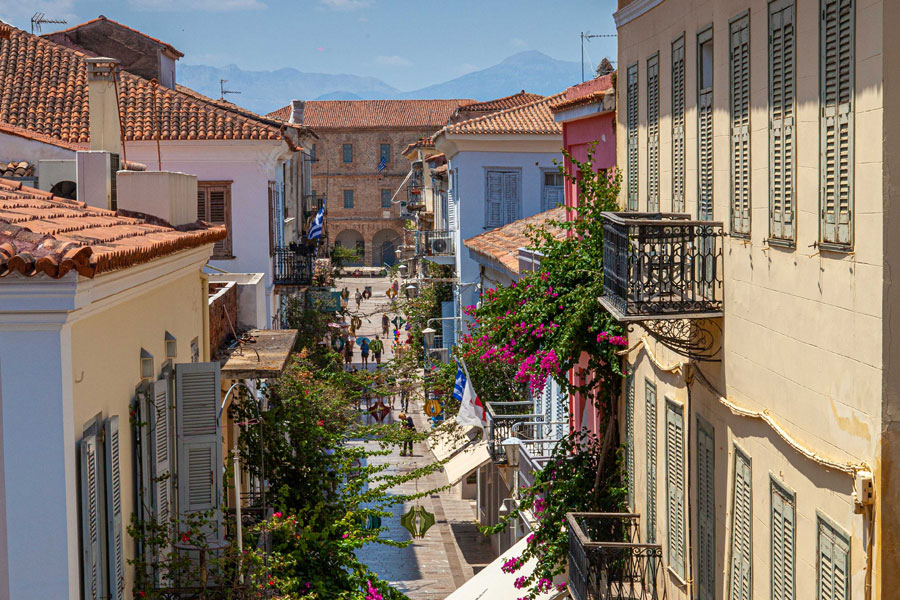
[{"x1": 178, "y1": 51, "x2": 582, "y2": 115}]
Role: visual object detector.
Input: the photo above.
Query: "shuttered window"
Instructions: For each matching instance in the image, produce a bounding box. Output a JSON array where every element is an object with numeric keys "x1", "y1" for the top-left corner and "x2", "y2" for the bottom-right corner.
[
  {"x1": 343, "y1": 189, "x2": 354, "y2": 209},
  {"x1": 542, "y1": 172, "x2": 564, "y2": 211},
  {"x1": 80, "y1": 424, "x2": 104, "y2": 600},
  {"x1": 197, "y1": 183, "x2": 232, "y2": 258},
  {"x1": 626, "y1": 63, "x2": 639, "y2": 211},
  {"x1": 820, "y1": 0, "x2": 854, "y2": 248},
  {"x1": 771, "y1": 480, "x2": 796, "y2": 600},
  {"x1": 817, "y1": 516, "x2": 850, "y2": 600},
  {"x1": 665, "y1": 400, "x2": 685, "y2": 578},
  {"x1": 697, "y1": 419, "x2": 715, "y2": 600},
  {"x1": 104, "y1": 417, "x2": 125, "y2": 600},
  {"x1": 647, "y1": 53, "x2": 660, "y2": 212},
  {"x1": 645, "y1": 381, "x2": 658, "y2": 544},
  {"x1": 730, "y1": 448, "x2": 753, "y2": 600},
  {"x1": 672, "y1": 35, "x2": 686, "y2": 212},
  {"x1": 625, "y1": 375, "x2": 635, "y2": 509},
  {"x1": 485, "y1": 170, "x2": 520, "y2": 228},
  {"x1": 730, "y1": 14, "x2": 751, "y2": 235},
  {"x1": 152, "y1": 378, "x2": 173, "y2": 524},
  {"x1": 698, "y1": 29, "x2": 714, "y2": 220},
  {"x1": 342, "y1": 143, "x2": 353, "y2": 163},
  {"x1": 770, "y1": 0, "x2": 796, "y2": 242}
]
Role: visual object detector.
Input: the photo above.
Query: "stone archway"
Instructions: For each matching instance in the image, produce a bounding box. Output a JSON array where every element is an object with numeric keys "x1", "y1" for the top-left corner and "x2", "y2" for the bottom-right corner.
[
  {"x1": 334, "y1": 229, "x2": 365, "y2": 266},
  {"x1": 371, "y1": 228, "x2": 402, "y2": 267}
]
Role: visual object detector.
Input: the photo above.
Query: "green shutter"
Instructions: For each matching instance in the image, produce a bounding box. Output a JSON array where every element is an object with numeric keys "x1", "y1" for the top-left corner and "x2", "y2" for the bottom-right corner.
[
  {"x1": 817, "y1": 516, "x2": 850, "y2": 600},
  {"x1": 152, "y1": 378, "x2": 173, "y2": 524},
  {"x1": 665, "y1": 400, "x2": 685, "y2": 578},
  {"x1": 647, "y1": 53, "x2": 660, "y2": 212},
  {"x1": 770, "y1": 0, "x2": 796, "y2": 242},
  {"x1": 80, "y1": 425, "x2": 104, "y2": 600},
  {"x1": 697, "y1": 419, "x2": 716, "y2": 600},
  {"x1": 627, "y1": 63, "x2": 639, "y2": 211},
  {"x1": 625, "y1": 375, "x2": 635, "y2": 509},
  {"x1": 730, "y1": 14, "x2": 751, "y2": 235},
  {"x1": 104, "y1": 417, "x2": 125, "y2": 600},
  {"x1": 820, "y1": 0, "x2": 854, "y2": 247},
  {"x1": 672, "y1": 35, "x2": 686, "y2": 212},
  {"x1": 698, "y1": 30, "x2": 714, "y2": 221},
  {"x1": 730, "y1": 449, "x2": 753, "y2": 600},
  {"x1": 646, "y1": 381, "x2": 658, "y2": 543},
  {"x1": 771, "y1": 481, "x2": 796, "y2": 600}
]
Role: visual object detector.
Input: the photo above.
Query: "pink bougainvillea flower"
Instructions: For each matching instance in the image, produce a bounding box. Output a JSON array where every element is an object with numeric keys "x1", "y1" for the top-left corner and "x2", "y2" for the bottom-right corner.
[
  {"x1": 317, "y1": 419, "x2": 325, "y2": 427},
  {"x1": 273, "y1": 512, "x2": 282, "y2": 519},
  {"x1": 181, "y1": 533, "x2": 190, "y2": 543}
]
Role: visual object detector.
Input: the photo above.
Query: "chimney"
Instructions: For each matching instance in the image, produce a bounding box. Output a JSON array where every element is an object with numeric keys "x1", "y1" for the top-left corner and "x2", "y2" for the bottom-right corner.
[
  {"x1": 288, "y1": 100, "x2": 305, "y2": 125},
  {"x1": 116, "y1": 171, "x2": 199, "y2": 227},
  {"x1": 85, "y1": 57, "x2": 123, "y2": 155}
]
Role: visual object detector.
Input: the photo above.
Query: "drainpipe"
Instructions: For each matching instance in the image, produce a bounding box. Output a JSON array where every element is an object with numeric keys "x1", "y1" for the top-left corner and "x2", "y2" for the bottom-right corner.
[
  {"x1": 201, "y1": 272, "x2": 211, "y2": 361},
  {"x1": 683, "y1": 362, "x2": 694, "y2": 600}
]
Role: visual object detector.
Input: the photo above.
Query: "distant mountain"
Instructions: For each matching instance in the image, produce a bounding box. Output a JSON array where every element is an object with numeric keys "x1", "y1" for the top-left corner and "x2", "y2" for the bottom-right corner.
[{"x1": 177, "y1": 51, "x2": 581, "y2": 115}]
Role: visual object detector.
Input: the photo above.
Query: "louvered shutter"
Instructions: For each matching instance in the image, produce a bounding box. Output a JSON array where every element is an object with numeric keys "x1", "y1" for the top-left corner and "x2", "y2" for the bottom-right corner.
[
  {"x1": 104, "y1": 417, "x2": 125, "y2": 600},
  {"x1": 542, "y1": 185, "x2": 564, "y2": 212},
  {"x1": 672, "y1": 36, "x2": 686, "y2": 212},
  {"x1": 699, "y1": 92, "x2": 714, "y2": 220},
  {"x1": 80, "y1": 426, "x2": 104, "y2": 600},
  {"x1": 199, "y1": 184, "x2": 232, "y2": 257},
  {"x1": 770, "y1": 0, "x2": 796, "y2": 241},
  {"x1": 553, "y1": 378, "x2": 566, "y2": 440},
  {"x1": 503, "y1": 172, "x2": 520, "y2": 225},
  {"x1": 697, "y1": 421, "x2": 716, "y2": 600},
  {"x1": 730, "y1": 16, "x2": 751, "y2": 235},
  {"x1": 197, "y1": 187, "x2": 207, "y2": 221},
  {"x1": 645, "y1": 381, "x2": 658, "y2": 544},
  {"x1": 817, "y1": 517, "x2": 850, "y2": 600},
  {"x1": 627, "y1": 64, "x2": 639, "y2": 211},
  {"x1": 267, "y1": 182, "x2": 275, "y2": 256},
  {"x1": 485, "y1": 171, "x2": 503, "y2": 228},
  {"x1": 448, "y1": 173, "x2": 458, "y2": 230},
  {"x1": 625, "y1": 375, "x2": 635, "y2": 509},
  {"x1": 665, "y1": 401, "x2": 685, "y2": 578},
  {"x1": 772, "y1": 482, "x2": 796, "y2": 600},
  {"x1": 647, "y1": 54, "x2": 660, "y2": 212},
  {"x1": 730, "y1": 450, "x2": 753, "y2": 600},
  {"x1": 820, "y1": 0, "x2": 854, "y2": 247},
  {"x1": 152, "y1": 378, "x2": 173, "y2": 524},
  {"x1": 176, "y1": 362, "x2": 223, "y2": 539}
]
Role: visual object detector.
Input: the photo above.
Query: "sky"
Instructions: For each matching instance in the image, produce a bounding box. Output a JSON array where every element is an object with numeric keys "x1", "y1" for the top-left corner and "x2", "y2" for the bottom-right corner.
[{"x1": 1, "y1": 0, "x2": 619, "y2": 91}]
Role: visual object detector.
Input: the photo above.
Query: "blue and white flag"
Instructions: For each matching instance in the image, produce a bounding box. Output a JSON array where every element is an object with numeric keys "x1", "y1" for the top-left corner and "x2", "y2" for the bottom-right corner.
[
  {"x1": 377, "y1": 156, "x2": 387, "y2": 172},
  {"x1": 308, "y1": 198, "x2": 326, "y2": 240},
  {"x1": 453, "y1": 360, "x2": 488, "y2": 432}
]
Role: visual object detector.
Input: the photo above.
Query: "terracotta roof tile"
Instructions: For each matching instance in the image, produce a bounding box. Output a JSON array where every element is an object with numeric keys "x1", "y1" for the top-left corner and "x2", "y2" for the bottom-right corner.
[
  {"x1": 463, "y1": 207, "x2": 567, "y2": 274},
  {"x1": 402, "y1": 136, "x2": 435, "y2": 156},
  {"x1": 457, "y1": 91, "x2": 545, "y2": 113},
  {"x1": 0, "y1": 180, "x2": 225, "y2": 279},
  {"x1": 551, "y1": 74, "x2": 615, "y2": 112},
  {"x1": 442, "y1": 94, "x2": 565, "y2": 136},
  {"x1": 266, "y1": 99, "x2": 475, "y2": 130}
]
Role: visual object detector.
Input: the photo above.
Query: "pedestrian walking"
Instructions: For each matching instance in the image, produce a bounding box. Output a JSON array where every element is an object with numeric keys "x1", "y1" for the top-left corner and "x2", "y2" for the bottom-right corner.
[
  {"x1": 400, "y1": 379, "x2": 410, "y2": 413},
  {"x1": 359, "y1": 337, "x2": 370, "y2": 369},
  {"x1": 355, "y1": 288, "x2": 362, "y2": 310},
  {"x1": 343, "y1": 339, "x2": 353, "y2": 369},
  {"x1": 370, "y1": 335, "x2": 384, "y2": 367},
  {"x1": 399, "y1": 412, "x2": 415, "y2": 456},
  {"x1": 381, "y1": 313, "x2": 389, "y2": 336}
]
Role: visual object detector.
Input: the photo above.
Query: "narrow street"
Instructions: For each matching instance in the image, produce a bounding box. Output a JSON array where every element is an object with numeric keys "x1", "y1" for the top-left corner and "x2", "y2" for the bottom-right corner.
[{"x1": 337, "y1": 275, "x2": 496, "y2": 599}]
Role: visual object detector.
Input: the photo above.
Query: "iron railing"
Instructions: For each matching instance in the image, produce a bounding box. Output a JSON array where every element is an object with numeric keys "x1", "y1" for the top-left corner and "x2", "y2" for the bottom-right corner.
[
  {"x1": 599, "y1": 212, "x2": 724, "y2": 321},
  {"x1": 567, "y1": 513, "x2": 665, "y2": 600},
  {"x1": 273, "y1": 246, "x2": 314, "y2": 286},
  {"x1": 416, "y1": 229, "x2": 455, "y2": 257},
  {"x1": 484, "y1": 400, "x2": 544, "y2": 461}
]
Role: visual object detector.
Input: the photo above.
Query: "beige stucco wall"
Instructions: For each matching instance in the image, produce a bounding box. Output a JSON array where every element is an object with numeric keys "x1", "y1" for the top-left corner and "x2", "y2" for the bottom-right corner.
[{"x1": 614, "y1": 0, "x2": 886, "y2": 597}]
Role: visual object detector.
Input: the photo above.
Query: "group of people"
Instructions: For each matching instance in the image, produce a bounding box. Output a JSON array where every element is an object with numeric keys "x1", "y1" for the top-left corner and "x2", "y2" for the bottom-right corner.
[{"x1": 343, "y1": 334, "x2": 385, "y2": 369}]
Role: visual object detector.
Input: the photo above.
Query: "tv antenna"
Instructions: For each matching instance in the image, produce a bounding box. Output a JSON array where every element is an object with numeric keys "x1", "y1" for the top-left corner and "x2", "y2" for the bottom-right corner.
[
  {"x1": 219, "y1": 79, "x2": 241, "y2": 101},
  {"x1": 31, "y1": 13, "x2": 67, "y2": 35},
  {"x1": 581, "y1": 31, "x2": 616, "y2": 82}
]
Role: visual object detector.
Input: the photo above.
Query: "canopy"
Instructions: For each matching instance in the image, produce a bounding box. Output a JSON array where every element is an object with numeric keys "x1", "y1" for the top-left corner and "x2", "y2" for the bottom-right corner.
[
  {"x1": 426, "y1": 417, "x2": 479, "y2": 462},
  {"x1": 443, "y1": 442, "x2": 491, "y2": 486}
]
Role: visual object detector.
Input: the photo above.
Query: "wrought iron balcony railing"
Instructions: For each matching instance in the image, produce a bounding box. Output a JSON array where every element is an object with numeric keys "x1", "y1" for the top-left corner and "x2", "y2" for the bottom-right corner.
[
  {"x1": 599, "y1": 212, "x2": 724, "y2": 321},
  {"x1": 416, "y1": 230, "x2": 455, "y2": 257},
  {"x1": 273, "y1": 246, "x2": 314, "y2": 286},
  {"x1": 484, "y1": 400, "x2": 544, "y2": 461},
  {"x1": 567, "y1": 513, "x2": 665, "y2": 600}
]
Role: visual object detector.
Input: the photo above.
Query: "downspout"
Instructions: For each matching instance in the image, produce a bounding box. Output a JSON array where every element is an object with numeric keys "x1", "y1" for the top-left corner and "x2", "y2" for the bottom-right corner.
[
  {"x1": 683, "y1": 362, "x2": 694, "y2": 600},
  {"x1": 201, "y1": 272, "x2": 211, "y2": 361}
]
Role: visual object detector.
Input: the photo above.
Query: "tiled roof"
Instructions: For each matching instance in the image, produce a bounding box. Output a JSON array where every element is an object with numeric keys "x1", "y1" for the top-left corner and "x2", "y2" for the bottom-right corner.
[
  {"x1": 551, "y1": 74, "x2": 615, "y2": 112},
  {"x1": 266, "y1": 100, "x2": 475, "y2": 130},
  {"x1": 42, "y1": 16, "x2": 184, "y2": 58},
  {"x1": 0, "y1": 161, "x2": 34, "y2": 178},
  {"x1": 457, "y1": 91, "x2": 545, "y2": 113},
  {"x1": 0, "y1": 27, "x2": 285, "y2": 145},
  {"x1": 402, "y1": 136, "x2": 435, "y2": 156},
  {"x1": 175, "y1": 85, "x2": 312, "y2": 138},
  {"x1": 464, "y1": 207, "x2": 567, "y2": 275},
  {"x1": 0, "y1": 180, "x2": 226, "y2": 279},
  {"x1": 0, "y1": 122, "x2": 85, "y2": 151},
  {"x1": 442, "y1": 93, "x2": 564, "y2": 136}
]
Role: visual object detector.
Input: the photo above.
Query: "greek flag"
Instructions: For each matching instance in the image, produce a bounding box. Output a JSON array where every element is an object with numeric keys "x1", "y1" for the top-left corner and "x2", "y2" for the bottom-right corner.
[
  {"x1": 307, "y1": 198, "x2": 326, "y2": 240},
  {"x1": 453, "y1": 361, "x2": 487, "y2": 432},
  {"x1": 377, "y1": 156, "x2": 387, "y2": 172}
]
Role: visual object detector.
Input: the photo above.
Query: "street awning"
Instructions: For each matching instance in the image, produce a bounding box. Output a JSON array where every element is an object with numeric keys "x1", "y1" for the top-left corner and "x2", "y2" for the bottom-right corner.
[
  {"x1": 427, "y1": 417, "x2": 480, "y2": 462},
  {"x1": 220, "y1": 329, "x2": 298, "y2": 380},
  {"x1": 444, "y1": 536, "x2": 568, "y2": 600},
  {"x1": 443, "y1": 442, "x2": 491, "y2": 486}
]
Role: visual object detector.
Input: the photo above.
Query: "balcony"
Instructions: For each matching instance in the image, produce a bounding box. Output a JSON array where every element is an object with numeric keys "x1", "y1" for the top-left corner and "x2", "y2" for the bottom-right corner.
[
  {"x1": 484, "y1": 400, "x2": 544, "y2": 461},
  {"x1": 599, "y1": 212, "x2": 724, "y2": 322},
  {"x1": 416, "y1": 230, "x2": 455, "y2": 258},
  {"x1": 273, "y1": 246, "x2": 314, "y2": 287},
  {"x1": 567, "y1": 513, "x2": 665, "y2": 600}
]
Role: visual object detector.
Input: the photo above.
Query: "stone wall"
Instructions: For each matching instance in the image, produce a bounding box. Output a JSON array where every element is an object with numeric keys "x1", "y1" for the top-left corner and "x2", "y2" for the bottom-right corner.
[{"x1": 208, "y1": 280, "x2": 238, "y2": 354}]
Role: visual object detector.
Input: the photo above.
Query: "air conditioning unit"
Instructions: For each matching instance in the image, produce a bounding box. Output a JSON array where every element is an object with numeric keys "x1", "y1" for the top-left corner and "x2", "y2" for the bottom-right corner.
[
  {"x1": 430, "y1": 237, "x2": 450, "y2": 254},
  {"x1": 37, "y1": 159, "x2": 77, "y2": 198},
  {"x1": 429, "y1": 348, "x2": 450, "y2": 363},
  {"x1": 76, "y1": 151, "x2": 120, "y2": 210}
]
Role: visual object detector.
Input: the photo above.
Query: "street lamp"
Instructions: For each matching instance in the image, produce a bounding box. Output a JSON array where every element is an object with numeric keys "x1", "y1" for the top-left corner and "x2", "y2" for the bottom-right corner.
[
  {"x1": 421, "y1": 326, "x2": 437, "y2": 349},
  {"x1": 405, "y1": 283, "x2": 418, "y2": 298},
  {"x1": 502, "y1": 437, "x2": 522, "y2": 468}
]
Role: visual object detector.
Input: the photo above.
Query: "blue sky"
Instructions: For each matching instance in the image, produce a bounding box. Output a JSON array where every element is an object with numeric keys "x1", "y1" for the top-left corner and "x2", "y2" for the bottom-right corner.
[{"x1": 3, "y1": 0, "x2": 618, "y2": 90}]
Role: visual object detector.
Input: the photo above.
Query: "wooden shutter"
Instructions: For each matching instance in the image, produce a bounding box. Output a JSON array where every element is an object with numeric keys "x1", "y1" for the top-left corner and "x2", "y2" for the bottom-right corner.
[
  {"x1": 647, "y1": 54, "x2": 660, "y2": 212},
  {"x1": 485, "y1": 171, "x2": 503, "y2": 227},
  {"x1": 697, "y1": 420, "x2": 716, "y2": 600},
  {"x1": 627, "y1": 63, "x2": 639, "y2": 211},
  {"x1": 199, "y1": 184, "x2": 232, "y2": 257},
  {"x1": 553, "y1": 378, "x2": 566, "y2": 439},
  {"x1": 770, "y1": 0, "x2": 796, "y2": 241},
  {"x1": 448, "y1": 172, "x2": 458, "y2": 230},
  {"x1": 672, "y1": 35, "x2": 686, "y2": 212},
  {"x1": 817, "y1": 517, "x2": 850, "y2": 600},
  {"x1": 503, "y1": 172, "x2": 520, "y2": 225},
  {"x1": 542, "y1": 184, "x2": 564, "y2": 212},
  {"x1": 730, "y1": 15, "x2": 751, "y2": 235},
  {"x1": 176, "y1": 362, "x2": 223, "y2": 539},
  {"x1": 104, "y1": 417, "x2": 125, "y2": 600},
  {"x1": 730, "y1": 449, "x2": 753, "y2": 600},
  {"x1": 820, "y1": 0, "x2": 854, "y2": 247},
  {"x1": 197, "y1": 187, "x2": 207, "y2": 221},
  {"x1": 665, "y1": 400, "x2": 685, "y2": 578},
  {"x1": 267, "y1": 182, "x2": 275, "y2": 256},
  {"x1": 152, "y1": 379, "x2": 173, "y2": 524},
  {"x1": 80, "y1": 426, "x2": 104, "y2": 600},
  {"x1": 645, "y1": 381, "x2": 658, "y2": 544},
  {"x1": 771, "y1": 482, "x2": 796, "y2": 600},
  {"x1": 625, "y1": 375, "x2": 635, "y2": 509}
]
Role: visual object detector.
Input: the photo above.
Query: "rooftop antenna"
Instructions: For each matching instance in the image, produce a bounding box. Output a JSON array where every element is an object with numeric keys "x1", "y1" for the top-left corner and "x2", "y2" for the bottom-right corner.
[
  {"x1": 31, "y1": 13, "x2": 67, "y2": 35},
  {"x1": 581, "y1": 32, "x2": 616, "y2": 82},
  {"x1": 219, "y1": 79, "x2": 241, "y2": 101}
]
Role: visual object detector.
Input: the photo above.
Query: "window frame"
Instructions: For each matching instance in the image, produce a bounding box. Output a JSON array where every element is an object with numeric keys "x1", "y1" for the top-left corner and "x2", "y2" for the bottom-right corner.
[
  {"x1": 342, "y1": 143, "x2": 353, "y2": 164},
  {"x1": 697, "y1": 25, "x2": 715, "y2": 222},
  {"x1": 343, "y1": 189, "x2": 354, "y2": 209},
  {"x1": 197, "y1": 181, "x2": 233, "y2": 259},
  {"x1": 484, "y1": 168, "x2": 522, "y2": 228},
  {"x1": 626, "y1": 62, "x2": 640, "y2": 211},
  {"x1": 769, "y1": 0, "x2": 798, "y2": 246},
  {"x1": 770, "y1": 476, "x2": 797, "y2": 600},
  {"x1": 816, "y1": 511, "x2": 851, "y2": 600},
  {"x1": 729, "y1": 11, "x2": 751, "y2": 237},
  {"x1": 671, "y1": 33, "x2": 686, "y2": 213},
  {"x1": 381, "y1": 188, "x2": 392, "y2": 209},
  {"x1": 664, "y1": 397, "x2": 686, "y2": 580},
  {"x1": 730, "y1": 445, "x2": 753, "y2": 600},
  {"x1": 379, "y1": 143, "x2": 391, "y2": 165},
  {"x1": 696, "y1": 415, "x2": 716, "y2": 600},
  {"x1": 647, "y1": 52, "x2": 660, "y2": 212}
]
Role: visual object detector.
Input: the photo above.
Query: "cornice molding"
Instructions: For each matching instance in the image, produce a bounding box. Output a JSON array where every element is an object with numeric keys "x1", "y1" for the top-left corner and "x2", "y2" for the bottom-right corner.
[{"x1": 614, "y1": 0, "x2": 665, "y2": 28}]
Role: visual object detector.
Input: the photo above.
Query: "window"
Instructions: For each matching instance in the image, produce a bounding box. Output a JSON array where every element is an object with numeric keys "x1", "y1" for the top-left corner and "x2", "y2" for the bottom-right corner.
[
  {"x1": 381, "y1": 189, "x2": 392, "y2": 208},
  {"x1": 820, "y1": 0, "x2": 855, "y2": 248},
  {"x1": 380, "y1": 143, "x2": 391, "y2": 165},
  {"x1": 770, "y1": 0, "x2": 796, "y2": 243},
  {"x1": 625, "y1": 375, "x2": 635, "y2": 509},
  {"x1": 344, "y1": 189, "x2": 354, "y2": 209},
  {"x1": 730, "y1": 13, "x2": 751, "y2": 235},
  {"x1": 646, "y1": 381, "x2": 658, "y2": 544},
  {"x1": 197, "y1": 182, "x2": 232, "y2": 257},
  {"x1": 697, "y1": 418, "x2": 715, "y2": 600},
  {"x1": 647, "y1": 53, "x2": 660, "y2": 212},
  {"x1": 267, "y1": 180, "x2": 284, "y2": 255},
  {"x1": 626, "y1": 63, "x2": 639, "y2": 211},
  {"x1": 311, "y1": 143, "x2": 317, "y2": 161},
  {"x1": 698, "y1": 28, "x2": 714, "y2": 221},
  {"x1": 342, "y1": 143, "x2": 353, "y2": 163},
  {"x1": 817, "y1": 515, "x2": 850, "y2": 600},
  {"x1": 730, "y1": 448, "x2": 753, "y2": 600},
  {"x1": 665, "y1": 399, "x2": 685, "y2": 578},
  {"x1": 542, "y1": 171, "x2": 564, "y2": 211},
  {"x1": 672, "y1": 34, "x2": 686, "y2": 212},
  {"x1": 485, "y1": 170, "x2": 520, "y2": 228},
  {"x1": 771, "y1": 480, "x2": 796, "y2": 600}
]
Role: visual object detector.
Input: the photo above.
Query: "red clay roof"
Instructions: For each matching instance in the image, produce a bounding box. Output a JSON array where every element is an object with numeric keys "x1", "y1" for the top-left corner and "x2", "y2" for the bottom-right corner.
[
  {"x1": 43, "y1": 16, "x2": 184, "y2": 58},
  {"x1": 402, "y1": 136, "x2": 435, "y2": 156},
  {"x1": 464, "y1": 207, "x2": 567, "y2": 275},
  {"x1": 551, "y1": 74, "x2": 615, "y2": 112},
  {"x1": 266, "y1": 100, "x2": 475, "y2": 130},
  {"x1": 0, "y1": 27, "x2": 285, "y2": 145},
  {"x1": 442, "y1": 93, "x2": 564, "y2": 136},
  {"x1": 458, "y1": 91, "x2": 545, "y2": 113},
  {"x1": 0, "y1": 180, "x2": 225, "y2": 279}
]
